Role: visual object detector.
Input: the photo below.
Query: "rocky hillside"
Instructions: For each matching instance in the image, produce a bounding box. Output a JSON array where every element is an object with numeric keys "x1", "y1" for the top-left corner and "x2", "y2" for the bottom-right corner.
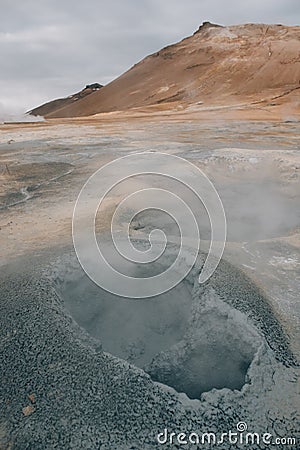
[
  {"x1": 29, "y1": 83, "x2": 102, "y2": 117},
  {"x1": 31, "y1": 22, "x2": 300, "y2": 118}
]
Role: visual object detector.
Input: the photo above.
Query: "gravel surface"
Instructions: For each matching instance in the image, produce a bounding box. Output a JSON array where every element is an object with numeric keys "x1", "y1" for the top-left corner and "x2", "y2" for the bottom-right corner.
[{"x1": 0, "y1": 251, "x2": 299, "y2": 449}]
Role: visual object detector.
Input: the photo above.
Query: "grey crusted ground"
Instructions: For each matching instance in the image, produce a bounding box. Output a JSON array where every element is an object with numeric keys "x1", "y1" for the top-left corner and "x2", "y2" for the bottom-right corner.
[
  {"x1": 0, "y1": 250, "x2": 299, "y2": 450},
  {"x1": 0, "y1": 120, "x2": 299, "y2": 448}
]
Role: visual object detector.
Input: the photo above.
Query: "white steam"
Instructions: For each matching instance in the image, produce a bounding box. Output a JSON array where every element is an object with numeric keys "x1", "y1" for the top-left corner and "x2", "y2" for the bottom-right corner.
[{"x1": 0, "y1": 102, "x2": 44, "y2": 124}]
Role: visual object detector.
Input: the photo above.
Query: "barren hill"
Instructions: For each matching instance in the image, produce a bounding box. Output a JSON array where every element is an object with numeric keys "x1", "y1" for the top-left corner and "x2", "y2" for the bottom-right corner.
[
  {"x1": 29, "y1": 83, "x2": 102, "y2": 117},
  {"x1": 31, "y1": 22, "x2": 300, "y2": 118}
]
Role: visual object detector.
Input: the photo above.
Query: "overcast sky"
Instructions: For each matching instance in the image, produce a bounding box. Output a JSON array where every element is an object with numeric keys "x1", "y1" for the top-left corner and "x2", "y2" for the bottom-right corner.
[{"x1": 1, "y1": 0, "x2": 299, "y2": 112}]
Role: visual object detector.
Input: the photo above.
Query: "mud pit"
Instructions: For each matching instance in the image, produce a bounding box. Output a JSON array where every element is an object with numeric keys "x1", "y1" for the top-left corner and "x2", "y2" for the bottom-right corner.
[{"x1": 54, "y1": 248, "x2": 263, "y2": 400}]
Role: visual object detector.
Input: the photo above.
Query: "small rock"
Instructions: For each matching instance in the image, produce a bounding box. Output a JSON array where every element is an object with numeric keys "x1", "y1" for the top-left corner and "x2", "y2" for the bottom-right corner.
[
  {"x1": 22, "y1": 405, "x2": 35, "y2": 416},
  {"x1": 28, "y1": 393, "x2": 36, "y2": 404}
]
